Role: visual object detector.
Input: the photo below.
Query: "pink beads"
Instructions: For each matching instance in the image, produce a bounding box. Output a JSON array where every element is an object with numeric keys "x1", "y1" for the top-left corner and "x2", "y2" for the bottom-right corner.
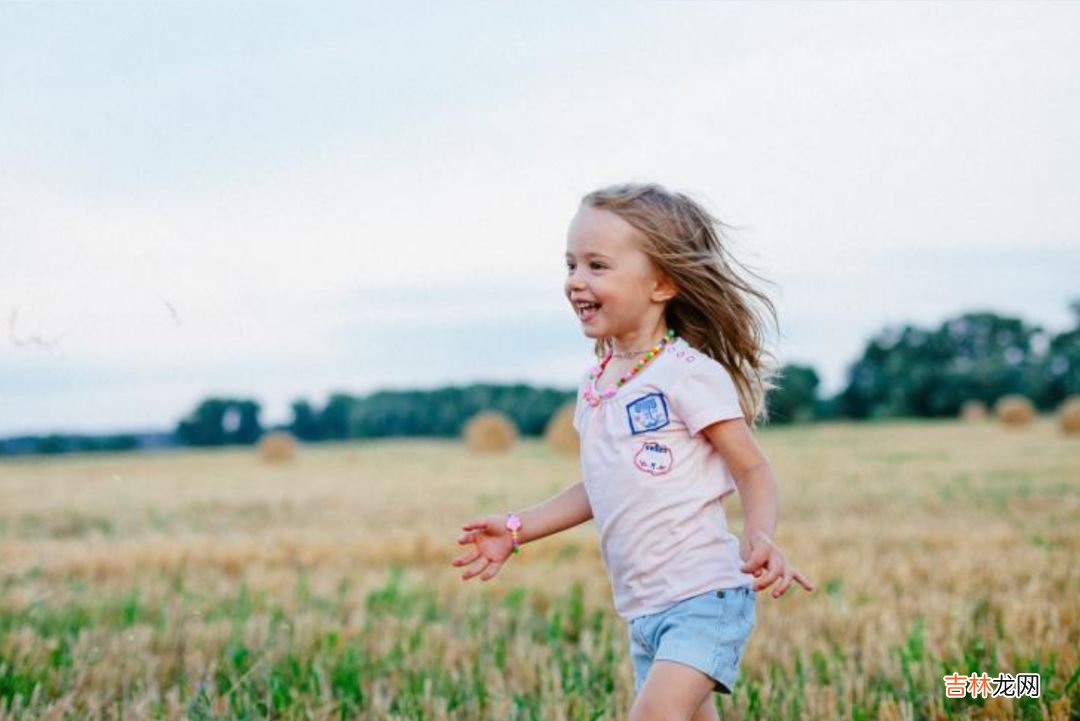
[{"x1": 583, "y1": 329, "x2": 676, "y2": 405}]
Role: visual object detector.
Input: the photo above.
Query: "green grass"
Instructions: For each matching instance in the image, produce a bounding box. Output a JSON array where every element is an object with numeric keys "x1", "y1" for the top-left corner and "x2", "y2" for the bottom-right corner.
[{"x1": 2, "y1": 567, "x2": 1077, "y2": 720}]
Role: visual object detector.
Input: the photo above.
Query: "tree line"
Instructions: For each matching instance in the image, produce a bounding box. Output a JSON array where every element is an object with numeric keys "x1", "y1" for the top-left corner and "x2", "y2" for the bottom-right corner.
[{"x1": 2, "y1": 303, "x2": 1077, "y2": 456}]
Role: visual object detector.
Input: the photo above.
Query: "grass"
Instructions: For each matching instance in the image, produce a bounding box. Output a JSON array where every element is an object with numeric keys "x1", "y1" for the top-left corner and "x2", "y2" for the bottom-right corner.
[{"x1": 0, "y1": 418, "x2": 1077, "y2": 719}]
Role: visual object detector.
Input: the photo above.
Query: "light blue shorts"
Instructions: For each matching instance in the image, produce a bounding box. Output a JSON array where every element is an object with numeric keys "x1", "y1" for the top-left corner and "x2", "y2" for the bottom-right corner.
[{"x1": 628, "y1": 585, "x2": 758, "y2": 695}]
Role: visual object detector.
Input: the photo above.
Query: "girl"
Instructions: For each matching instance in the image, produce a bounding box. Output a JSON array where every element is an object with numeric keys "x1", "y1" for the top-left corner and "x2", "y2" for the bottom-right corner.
[{"x1": 451, "y1": 182, "x2": 814, "y2": 721}]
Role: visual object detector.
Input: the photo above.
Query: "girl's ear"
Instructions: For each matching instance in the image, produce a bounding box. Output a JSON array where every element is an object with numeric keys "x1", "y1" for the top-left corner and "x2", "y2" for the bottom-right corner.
[{"x1": 652, "y1": 272, "x2": 678, "y2": 303}]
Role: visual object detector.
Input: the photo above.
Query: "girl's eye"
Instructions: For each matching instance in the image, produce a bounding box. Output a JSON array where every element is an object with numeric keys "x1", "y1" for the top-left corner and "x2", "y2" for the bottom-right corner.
[{"x1": 590, "y1": 262, "x2": 606, "y2": 270}]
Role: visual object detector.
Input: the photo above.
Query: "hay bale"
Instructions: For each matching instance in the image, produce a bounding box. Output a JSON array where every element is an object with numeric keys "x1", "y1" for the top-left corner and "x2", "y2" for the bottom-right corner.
[
  {"x1": 960, "y1": 400, "x2": 987, "y2": 422},
  {"x1": 994, "y1": 394, "x2": 1035, "y2": 427},
  {"x1": 464, "y1": 411, "x2": 517, "y2": 452},
  {"x1": 544, "y1": 401, "x2": 579, "y2": 456},
  {"x1": 257, "y1": 431, "x2": 298, "y2": 463},
  {"x1": 1058, "y1": 395, "x2": 1080, "y2": 435}
]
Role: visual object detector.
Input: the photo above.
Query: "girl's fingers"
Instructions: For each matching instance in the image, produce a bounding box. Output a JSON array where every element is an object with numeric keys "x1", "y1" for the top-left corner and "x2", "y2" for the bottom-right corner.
[
  {"x1": 461, "y1": 519, "x2": 487, "y2": 532},
  {"x1": 479, "y1": 560, "x2": 503, "y2": 582},
  {"x1": 461, "y1": 558, "x2": 491, "y2": 581},
  {"x1": 771, "y1": 569, "x2": 794, "y2": 598},
  {"x1": 451, "y1": 547, "x2": 480, "y2": 567},
  {"x1": 740, "y1": 545, "x2": 770, "y2": 574},
  {"x1": 753, "y1": 553, "x2": 784, "y2": 591},
  {"x1": 768, "y1": 566, "x2": 815, "y2": 596}
]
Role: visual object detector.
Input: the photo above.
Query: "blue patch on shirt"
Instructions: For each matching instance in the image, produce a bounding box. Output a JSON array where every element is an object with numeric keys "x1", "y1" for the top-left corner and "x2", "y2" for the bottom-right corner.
[{"x1": 625, "y1": 393, "x2": 670, "y2": 435}]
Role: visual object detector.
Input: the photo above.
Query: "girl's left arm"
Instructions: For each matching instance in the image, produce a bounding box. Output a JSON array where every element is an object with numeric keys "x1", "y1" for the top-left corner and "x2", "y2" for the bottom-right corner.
[{"x1": 701, "y1": 418, "x2": 815, "y2": 598}]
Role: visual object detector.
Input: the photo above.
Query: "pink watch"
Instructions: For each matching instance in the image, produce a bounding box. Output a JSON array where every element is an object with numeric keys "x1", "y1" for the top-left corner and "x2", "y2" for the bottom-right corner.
[{"x1": 506, "y1": 513, "x2": 523, "y2": 554}]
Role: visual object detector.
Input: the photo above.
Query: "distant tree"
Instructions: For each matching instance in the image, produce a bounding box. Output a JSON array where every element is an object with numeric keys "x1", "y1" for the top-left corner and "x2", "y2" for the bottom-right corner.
[
  {"x1": 231, "y1": 401, "x2": 261, "y2": 444},
  {"x1": 100, "y1": 434, "x2": 140, "y2": 452},
  {"x1": 766, "y1": 364, "x2": 820, "y2": 424},
  {"x1": 838, "y1": 311, "x2": 1046, "y2": 419},
  {"x1": 178, "y1": 399, "x2": 229, "y2": 446},
  {"x1": 36, "y1": 434, "x2": 66, "y2": 454},
  {"x1": 811, "y1": 395, "x2": 844, "y2": 421},
  {"x1": 320, "y1": 393, "x2": 356, "y2": 440},
  {"x1": 176, "y1": 397, "x2": 263, "y2": 446},
  {"x1": 289, "y1": 399, "x2": 324, "y2": 441},
  {"x1": 72, "y1": 436, "x2": 102, "y2": 453},
  {"x1": 346, "y1": 384, "x2": 574, "y2": 439},
  {"x1": 1032, "y1": 297, "x2": 1080, "y2": 406}
]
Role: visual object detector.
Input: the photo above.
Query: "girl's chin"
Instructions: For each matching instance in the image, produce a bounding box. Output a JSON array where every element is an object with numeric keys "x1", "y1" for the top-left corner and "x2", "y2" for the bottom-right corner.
[{"x1": 580, "y1": 321, "x2": 603, "y2": 337}]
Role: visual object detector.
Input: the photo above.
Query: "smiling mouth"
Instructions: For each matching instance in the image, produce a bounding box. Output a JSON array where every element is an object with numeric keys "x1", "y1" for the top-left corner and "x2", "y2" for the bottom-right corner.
[{"x1": 574, "y1": 301, "x2": 601, "y2": 321}]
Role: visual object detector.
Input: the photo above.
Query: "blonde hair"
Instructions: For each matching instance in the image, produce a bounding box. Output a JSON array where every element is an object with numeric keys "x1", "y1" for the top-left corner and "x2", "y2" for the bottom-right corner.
[{"x1": 581, "y1": 182, "x2": 782, "y2": 428}]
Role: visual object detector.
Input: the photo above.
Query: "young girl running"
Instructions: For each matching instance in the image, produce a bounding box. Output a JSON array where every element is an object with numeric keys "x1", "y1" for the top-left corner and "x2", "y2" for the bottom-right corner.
[{"x1": 452, "y1": 182, "x2": 815, "y2": 720}]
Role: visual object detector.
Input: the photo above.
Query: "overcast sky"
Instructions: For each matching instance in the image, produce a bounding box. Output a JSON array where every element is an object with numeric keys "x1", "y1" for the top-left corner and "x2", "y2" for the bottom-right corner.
[{"x1": 1, "y1": 2, "x2": 1078, "y2": 436}]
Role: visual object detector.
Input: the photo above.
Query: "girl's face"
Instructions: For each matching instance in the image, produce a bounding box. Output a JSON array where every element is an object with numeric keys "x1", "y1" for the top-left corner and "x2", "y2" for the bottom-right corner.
[{"x1": 564, "y1": 204, "x2": 675, "y2": 342}]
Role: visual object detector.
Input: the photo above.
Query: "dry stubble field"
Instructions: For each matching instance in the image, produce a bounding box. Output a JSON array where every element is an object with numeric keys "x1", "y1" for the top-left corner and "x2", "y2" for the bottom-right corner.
[{"x1": 0, "y1": 418, "x2": 1077, "y2": 720}]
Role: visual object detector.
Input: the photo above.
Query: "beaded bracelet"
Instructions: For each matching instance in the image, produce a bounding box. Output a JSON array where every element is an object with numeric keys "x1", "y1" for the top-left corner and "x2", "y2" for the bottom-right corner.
[{"x1": 506, "y1": 513, "x2": 523, "y2": 554}]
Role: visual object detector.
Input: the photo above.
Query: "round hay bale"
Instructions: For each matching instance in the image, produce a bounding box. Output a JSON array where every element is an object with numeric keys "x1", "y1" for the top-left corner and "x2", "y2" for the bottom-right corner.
[
  {"x1": 994, "y1": 394, "x2": 1035, "y2": 427},
  {"x1": 1058, "y1": 395, "x2": 1080, "y2": 435},
  {"x1": 257, "y1": 430, "x2": 298, "y2": 463},
  {"x1": 464, "y1": 411, "x2": 517, "y2": 453},
  {"x1": 959, "y1": 399, "x2": 987, "y2": 422},
  {"x1": 544, "y1": 401, "x2": 579, "y2": 456}
]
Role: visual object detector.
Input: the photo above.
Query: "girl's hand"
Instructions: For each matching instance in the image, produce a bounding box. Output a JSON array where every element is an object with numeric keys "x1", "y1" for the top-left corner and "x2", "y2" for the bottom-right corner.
[
  {"x1": 740, "y1": 529, "x2": 815, "y2": 598},
  {"x1": 451, "y1": 515, "x2": 515, "y2": 582}
]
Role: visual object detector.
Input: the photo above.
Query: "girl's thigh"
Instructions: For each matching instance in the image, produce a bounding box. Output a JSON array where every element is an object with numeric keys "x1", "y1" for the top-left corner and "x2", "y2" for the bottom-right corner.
[
  {"x1": 691, "y1": 695, "x2": 721, "y2": 721},
  {"x1": 628, "y1": 660, "x2": 716, "y2": 721}
]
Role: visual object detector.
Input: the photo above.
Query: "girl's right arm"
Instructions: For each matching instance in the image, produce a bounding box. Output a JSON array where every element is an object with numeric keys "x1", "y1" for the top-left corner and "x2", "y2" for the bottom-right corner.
[
  {"x1": 513, "y1": 480, "x2": 594, "y2": 544},
  {"x1": 452, "y1": 481, "x2": 593, "y2": 581}
]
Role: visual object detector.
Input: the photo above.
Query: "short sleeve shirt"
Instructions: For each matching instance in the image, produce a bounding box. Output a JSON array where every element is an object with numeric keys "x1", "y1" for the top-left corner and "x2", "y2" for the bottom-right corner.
[{"x1": 573, "y1": 337, "x2": 757, "y2": 620}]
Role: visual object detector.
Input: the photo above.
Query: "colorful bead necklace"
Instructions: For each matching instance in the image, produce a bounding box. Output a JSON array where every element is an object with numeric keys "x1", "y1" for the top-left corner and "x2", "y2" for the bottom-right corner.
[{"x1": 583, "y1": 329, "x2": 676, "y2": 406}]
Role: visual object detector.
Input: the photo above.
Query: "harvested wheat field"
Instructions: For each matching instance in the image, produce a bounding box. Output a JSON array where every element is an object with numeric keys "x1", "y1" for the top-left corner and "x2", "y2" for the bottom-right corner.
[{"x1": 1, "y1": 418, "x2": 1077, "y2": 720}]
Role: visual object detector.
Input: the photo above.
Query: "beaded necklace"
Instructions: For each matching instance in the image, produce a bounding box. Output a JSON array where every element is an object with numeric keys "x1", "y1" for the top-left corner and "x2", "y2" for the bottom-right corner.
[{"x1": 583, "y1": 329, "x2": 676, "y2": 406}]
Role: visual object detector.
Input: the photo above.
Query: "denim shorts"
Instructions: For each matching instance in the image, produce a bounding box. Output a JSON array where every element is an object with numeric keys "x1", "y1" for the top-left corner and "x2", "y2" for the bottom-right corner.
[{"x1": 627, "y1": 585, "x2": 758, "y2": 695}]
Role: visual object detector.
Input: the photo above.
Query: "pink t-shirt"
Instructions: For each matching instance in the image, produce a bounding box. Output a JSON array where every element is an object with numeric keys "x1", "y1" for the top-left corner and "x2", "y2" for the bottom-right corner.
[{"x1": 573, "y1": 336, "x2": 756, "y2": 620}]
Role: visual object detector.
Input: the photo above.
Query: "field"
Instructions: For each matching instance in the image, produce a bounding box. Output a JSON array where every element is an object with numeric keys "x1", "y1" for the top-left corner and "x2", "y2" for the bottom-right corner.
[{"x1": 1, "y1": 418, "x2": 1077, "y2": 720}]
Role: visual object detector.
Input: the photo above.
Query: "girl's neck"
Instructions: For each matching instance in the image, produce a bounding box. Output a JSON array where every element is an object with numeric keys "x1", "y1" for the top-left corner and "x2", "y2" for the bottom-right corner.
[{"x1": 609, "y1": 326, "x2": 672, "y2": 358}]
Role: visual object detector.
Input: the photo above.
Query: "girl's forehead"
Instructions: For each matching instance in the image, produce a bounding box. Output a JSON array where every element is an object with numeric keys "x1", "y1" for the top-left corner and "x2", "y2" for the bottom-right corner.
[{"x1": 567, "y1": 207, "x2": 643, "y2": 255}]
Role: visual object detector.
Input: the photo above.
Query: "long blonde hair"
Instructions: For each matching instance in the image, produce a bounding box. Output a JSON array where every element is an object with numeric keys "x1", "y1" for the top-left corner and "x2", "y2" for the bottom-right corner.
[{"x1": 581, "y1": 182, "x2": 782, "y2": 428}]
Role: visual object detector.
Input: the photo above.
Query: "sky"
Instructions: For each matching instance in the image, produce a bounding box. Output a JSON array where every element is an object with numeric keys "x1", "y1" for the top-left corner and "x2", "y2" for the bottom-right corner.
[{"x1": 1, "y1": 2, "x2": 1078, "y2": 436}]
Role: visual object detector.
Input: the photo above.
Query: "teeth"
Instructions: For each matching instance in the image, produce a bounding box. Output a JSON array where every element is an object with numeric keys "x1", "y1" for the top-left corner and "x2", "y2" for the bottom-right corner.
[{"x1": 576, "y1": 301, "x2": 600, "y2": 320}]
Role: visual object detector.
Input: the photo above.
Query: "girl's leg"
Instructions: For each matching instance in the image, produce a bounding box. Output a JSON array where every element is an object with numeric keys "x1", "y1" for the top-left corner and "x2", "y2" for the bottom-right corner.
[
  {"x1": 690, "y1": 694, "x2": 720, "y2": 721},
  {"x1": 628, "y1": 660, "x2": 716, "y2": 721}
]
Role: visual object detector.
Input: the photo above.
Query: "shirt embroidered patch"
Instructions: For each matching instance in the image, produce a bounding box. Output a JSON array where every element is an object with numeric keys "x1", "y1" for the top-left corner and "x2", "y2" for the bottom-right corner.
[
  {"x1": 625, "y1": 393, "x2": 670, "y2": 435},
  {"x1": 634, "y1": 440, "x2": 674, "y2": 475}
]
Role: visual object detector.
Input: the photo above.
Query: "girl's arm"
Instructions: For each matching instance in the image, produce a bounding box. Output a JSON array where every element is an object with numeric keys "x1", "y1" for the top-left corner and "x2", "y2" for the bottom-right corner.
[
  {"x1": 453, "y1": 481, "x2": 592, "y2": 582},
  {"x1": 701, "y1": 418, "x2": 815, "y2": 598},
  {"x1": 733, "y1": 462, "x2": 778, "y2": 540},
  {"x1": 700, "y1": 418, "x2": 776, "y2": 537},
  {"x1": 515, "y1": 480, "x2": 593, "y2": 544}
]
